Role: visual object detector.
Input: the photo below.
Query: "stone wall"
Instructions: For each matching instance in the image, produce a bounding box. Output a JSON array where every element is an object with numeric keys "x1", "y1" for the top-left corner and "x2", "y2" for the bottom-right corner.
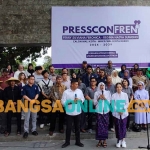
[{"x1": 0, "y1": 0, "x2": 150, "y2": 46}]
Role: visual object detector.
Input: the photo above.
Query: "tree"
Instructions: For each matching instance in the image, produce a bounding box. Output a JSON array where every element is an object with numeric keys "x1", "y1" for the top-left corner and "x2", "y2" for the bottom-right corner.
[
  {"x1": 43, "y1": 56, "x2": 52, "y2": 69},
  {"x1": 0, "y1": 47, "x2": 48, "y2": 69}
]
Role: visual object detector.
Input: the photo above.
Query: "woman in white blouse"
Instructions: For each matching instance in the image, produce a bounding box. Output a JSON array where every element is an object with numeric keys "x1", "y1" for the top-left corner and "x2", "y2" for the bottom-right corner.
[
  {"x1": 112, "y1": 83, "x2": 129, "y2": 148},
  {"x1": 94, "y1": 82, "x2": 111, "y2": 148}
]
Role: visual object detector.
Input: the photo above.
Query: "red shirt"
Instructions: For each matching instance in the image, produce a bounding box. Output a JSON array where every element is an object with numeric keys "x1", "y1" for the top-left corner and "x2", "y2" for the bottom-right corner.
[{"x1": 0, "y1": 75, "x2": 10, "y2": 90}]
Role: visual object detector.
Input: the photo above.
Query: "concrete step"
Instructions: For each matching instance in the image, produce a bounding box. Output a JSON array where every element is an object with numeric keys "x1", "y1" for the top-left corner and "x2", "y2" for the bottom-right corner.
[{"x1": 0, "y1": 129, "x2": 148, "y2": 142}]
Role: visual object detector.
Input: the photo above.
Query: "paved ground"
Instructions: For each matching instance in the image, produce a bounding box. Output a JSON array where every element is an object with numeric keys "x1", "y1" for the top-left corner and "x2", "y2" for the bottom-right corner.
[{"x1": 0, "y1": 138, "x2": 148, "y2": 150}]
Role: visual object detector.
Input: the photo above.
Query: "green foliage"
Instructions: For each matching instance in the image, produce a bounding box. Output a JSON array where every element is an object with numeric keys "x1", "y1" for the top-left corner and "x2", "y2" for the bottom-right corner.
[
  {"x1": 0, "y1": 47, "x2": 48, "y2": 70},
  {"x1": 43, "y1": 56, "x2": 52, "y2": 70}
]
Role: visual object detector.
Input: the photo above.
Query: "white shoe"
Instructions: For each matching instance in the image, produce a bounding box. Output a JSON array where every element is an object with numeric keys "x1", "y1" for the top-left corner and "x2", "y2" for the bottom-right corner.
[
  {"x1": 110, "y1": 128, "x2": 115, "y2": 132},
  {"x1": 121, "y1": 140, "x2": 126, "y2": 148},
  {"x1": 40, "y1": 124, "x2": 44, "y2": 129},
  {"x1": 21, "y1": 116, "x2": 25, "y2": 120},
  {"x1": 116, "y1": 140, "x2": 122, "y2": 148},
  {"x1": 88, "y1": 129, "x2": 92, "y2": 133}
]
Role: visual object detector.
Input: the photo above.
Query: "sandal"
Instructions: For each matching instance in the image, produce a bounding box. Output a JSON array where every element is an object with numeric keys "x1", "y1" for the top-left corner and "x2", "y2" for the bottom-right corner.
[
  {"x1": 103, "y1": 141, "x2": 107, "y2": 148},
  {"x1": 96, "y1": 140, "x2": 103, "y2": 147},
  {"x1": 5, "y1": 132, "x2": 10, "y2": 137}
]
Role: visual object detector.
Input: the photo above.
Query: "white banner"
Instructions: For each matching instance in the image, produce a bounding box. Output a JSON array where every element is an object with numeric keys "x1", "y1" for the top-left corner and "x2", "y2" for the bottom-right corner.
[{"x1": 52, "y1": 6, "x2": 150, "y2": 68}]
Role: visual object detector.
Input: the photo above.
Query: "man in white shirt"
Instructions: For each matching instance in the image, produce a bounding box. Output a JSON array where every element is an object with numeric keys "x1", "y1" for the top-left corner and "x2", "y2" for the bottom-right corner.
[
  {"x1": 61, "y1": 79, "x2": 85, "y2": 148},
  {"x1": 62, "y1": 73, "x2": 71, "y2": 89},
  {"x1": 33, "y1": 66, "x2": 43, "y2": 85},
  {"x1": 14, "y1": 64, "x2": 27, "y2": 79}
]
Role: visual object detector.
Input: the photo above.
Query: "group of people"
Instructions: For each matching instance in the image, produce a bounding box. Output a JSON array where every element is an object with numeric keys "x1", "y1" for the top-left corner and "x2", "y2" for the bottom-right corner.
[{"x1": 0, "y1": 61, "x2": 149, "y2": 148}]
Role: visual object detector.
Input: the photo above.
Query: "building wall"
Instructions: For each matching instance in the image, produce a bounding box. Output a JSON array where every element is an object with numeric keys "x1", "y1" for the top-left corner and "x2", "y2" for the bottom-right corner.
[{"x1": 0, "y1": 0, "x2": 149, "y2": 46}]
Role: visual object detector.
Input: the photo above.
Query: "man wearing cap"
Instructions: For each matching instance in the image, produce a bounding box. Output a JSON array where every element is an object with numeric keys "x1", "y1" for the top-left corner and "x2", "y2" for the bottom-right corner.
[
  {"x1": 49, "y1": 75, "x2": 66, "y2": 136},
  {"x1": 132, "y1": 69, "x2": 147, "y2": 92},
  {"x1": 22, "y1": 75, "x2": 40, "y2": 138},
  {"x1": 38, "y1": 70, "x2": 53, "y2": 129},
  {"x1": 0, "y1": 69, "x2": 10, "y2": 90},
  {"x1": 14, "y1": 64, "x2": 27, "y2": 79},
  {"x1": 4, "y1": 77, "x2": 21, "y2": 136},
  {"x1": 33, "y1": 66, "x2": 44, "y2": 85},
  {"x1": 78, "y1": 61, "x2": 87, "y2": 78},
  {"x1": 104, "y1": 60, "x2": 115, "y2": 76}
]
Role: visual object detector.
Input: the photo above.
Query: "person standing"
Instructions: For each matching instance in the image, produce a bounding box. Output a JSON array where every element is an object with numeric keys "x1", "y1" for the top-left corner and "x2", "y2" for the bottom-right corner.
[
  {"x1": 134, "y1": 81, "x2": 150, "y2": 130},
  {"x1": 85, "y1": 77, "x2": 97, "y2": 133},
  {"x1": 0, "y1": 69, "x2": 10, "y2": 90},
  {"x1": 123, "y1": 70, "x2": 133, "y2": 89},
  {"x1": 97, "y1": 69, "x2": 107, "y2": 85},
  {"x1": 49, "y1": 65, "x2": 57, "y2": 83},
  {"x1": 33, "y1": 66, "x2": 43, "y2": 85},
  {"x1": 132, "y1": 69, "x2": 147, "y2": 92},
  {"x1": 111, "y1": 70, "x2": 122, "y2": 85},
  {"x1": 78, "y1": 77, "x2": 86, "y2": 132},
  {"x1": 82, "y1": 65, "x2": 97, "y2": 87},
  {"x1": 22, "y1": 75, "x2": 39, "y2": 138},
  {"x1": 78, "y1": 61, "x2": 87, "y2": 78},
  {"x1": 94, "y1": 82, "x2": 111, "y2": 148},
  {"x1": 62, "y1": 68, "x2": 70, "y2": 81},
  {"x1": 61, "y1": 79, "x2": 84, "y2": 148},
  {"x1": 4, "y1": 77, "x2": 21, "y2": 136},
  {"x1": 130, "y1": 63, "x2": 139, "y2": 77},
  {"x1": 122, "y1": 78, "x2": 133, "y2": 131},
  {"x1": 6, "y1": 64, "x2": 14, "y2": 77},
  {"x1": 112, "y1": 83, "x2": 129, "y2": 148},
  {"x1": 105, "y1": 76, "x2": 115, "y2": 132},
  {"x1": 0, "y1": 80, "x2": 7, "y2": 134},
  {"x1": 14, "y1": 64, "x2": 27, "y2": 79},
  {"x1": 62, "y1": 73, "x2": 71, "y2": 89},
  {"x1": 26, "y1": 63, "x2": 34, "y2": 77},
  {"x1": 118, "y1": 64, "x2": 126, "y2": 78},
  {"x1": 18, "y1": 72, "x2": 27, "y2": 120},
  {"x1": 49, "y1": 75, "x2": 66, "y2": 135},
  {"x1": 104, "y1": 60, "x2": 115, "y2": 76},
  {"x1": 38, "y1": 70, "x2": 53, "y2": 129}
]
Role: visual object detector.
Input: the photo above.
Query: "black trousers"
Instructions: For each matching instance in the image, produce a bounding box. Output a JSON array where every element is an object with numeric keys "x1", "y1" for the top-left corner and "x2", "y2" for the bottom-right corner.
[
  {"x1": 66, "y1": 114, "x2": 81, "y2": 144},
  {"x1": 0, "y1": 112, "x2": 7, "y2": 133},
  {"x1": 126, "y1": 113, "x2": 130, "y2": 129},
  {"x1": 7, "y1": 111, "x2": 21, "y2": 133},
  {"x1": 80, "y1": 111, "x2": 86, "y2": 129},
  {"x1": 109, "y1": 112, "x2": 114, "y2": 129},
  {"x1": 49, "y1": 110, "x2": 65, "y2": 132}
]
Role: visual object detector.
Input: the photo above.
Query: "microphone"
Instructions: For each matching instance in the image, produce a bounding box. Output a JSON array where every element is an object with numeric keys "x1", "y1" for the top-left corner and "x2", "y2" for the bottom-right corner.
[
  {"x1": 102, "y1": 90, "x2": 103, "y2": 95},
  {"x1": 75, "y1": 94, "x2": 77, "y2": 99}
]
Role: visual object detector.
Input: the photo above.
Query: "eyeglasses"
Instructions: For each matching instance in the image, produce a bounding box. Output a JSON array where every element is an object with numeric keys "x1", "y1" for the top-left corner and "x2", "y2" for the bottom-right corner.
[
  {"x1": 100, "y1": 85, "x2": 105, "y2": 86},
  {"x1": 138, "y1": 85, "x2": 142, "y2": 86}
]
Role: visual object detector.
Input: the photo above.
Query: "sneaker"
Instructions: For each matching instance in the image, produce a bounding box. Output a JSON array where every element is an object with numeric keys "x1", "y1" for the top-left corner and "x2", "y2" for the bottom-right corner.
[
  {"x1": 23, "y1": 132, "x2": 28, "y2": 139},
  {"x1": 32, "y1": 131, "x2": 38, "y2": 136},
  {"x1": 21, "y1": 116, "x2": 25, "y2": 120},
  {"x1": 116, "y1": 140, "x2": 121, "y2": 148},
  {"x1": 40, "y1": 124, "x2": 44, "y2": 129},
  {"x1": 110, "y1": 128, "x2": 115, "y2": 132},
  {"x1": 88, "y1": 129, "x2": 92, "y2": 133},
  {"x1": 121, "y1": 140, "x2": 126, "y2": 148}
]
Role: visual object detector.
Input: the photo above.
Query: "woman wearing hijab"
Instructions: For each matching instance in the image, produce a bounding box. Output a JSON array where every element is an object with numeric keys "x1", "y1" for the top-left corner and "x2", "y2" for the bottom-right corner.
[
  {"x1": 118, "y1": 64, "x2": 126, "y2": 78},
  {"x1": 122, "y1": 78, "x2": 133, "y2": 131},
  {"x1": 134, "y1": 81, "x2": 150, "y2": 130},
  {"x1": 26, "y1": 63, "x2": 34, "y2": 77},
  {"x1": 123, "y1": 70, "x2": 133, "y2": 89},
  {"x1": 111, "y1": 70, "x2": 122, "y2": 85},
  {"x1": 112, "y1": 83, "x2": 129, "y2": 148},
  {"x1": 94, "y1": 82, "x2": 111, "y2": 148}
]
